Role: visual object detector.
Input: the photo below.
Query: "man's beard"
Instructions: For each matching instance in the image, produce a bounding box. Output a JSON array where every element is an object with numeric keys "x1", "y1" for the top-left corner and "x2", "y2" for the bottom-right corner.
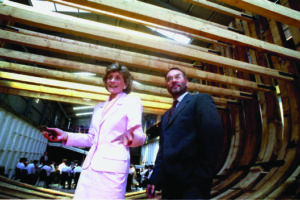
[{"x1": 168, "y1": 83, "x2": 187, "y2": 96}]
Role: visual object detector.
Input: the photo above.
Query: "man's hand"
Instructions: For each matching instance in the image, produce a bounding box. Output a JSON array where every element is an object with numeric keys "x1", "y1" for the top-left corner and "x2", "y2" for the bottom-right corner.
[{"x1": 146, "y1": 184, "x2": 156, "y2": 198}]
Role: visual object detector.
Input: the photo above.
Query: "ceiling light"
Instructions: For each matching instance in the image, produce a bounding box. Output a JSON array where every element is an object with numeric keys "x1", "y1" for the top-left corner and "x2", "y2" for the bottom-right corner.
[
  {"x1": 73, "y1": 72, "x2": 97, "y2": 76},
  {"x1": 148, "y1": 27, "x2": 191, "y2": 44},
  {"x1": 75, "y1": 112, "x2": 93, "y2": 116},
  {"x1": 73, "y1": 105, "x2": 94, "y2": 110}
]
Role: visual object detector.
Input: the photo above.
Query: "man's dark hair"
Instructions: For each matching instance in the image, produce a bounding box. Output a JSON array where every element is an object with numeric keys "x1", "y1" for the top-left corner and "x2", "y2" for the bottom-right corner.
[{"x1": 165, "y1": 67, "x2": 187, "y2": 80}]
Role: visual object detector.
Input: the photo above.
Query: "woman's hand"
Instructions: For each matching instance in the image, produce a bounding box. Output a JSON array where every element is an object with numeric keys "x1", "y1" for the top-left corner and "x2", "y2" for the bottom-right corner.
[
  {"x1": 122, "y1": 131, "x2": 134, "y2": 146},
  {"x1": 111, "y1": 125, "x2": 140, "y2": 146},
  {"x1": 41, "y1": 127, "x2": 67, "y2": 142}
]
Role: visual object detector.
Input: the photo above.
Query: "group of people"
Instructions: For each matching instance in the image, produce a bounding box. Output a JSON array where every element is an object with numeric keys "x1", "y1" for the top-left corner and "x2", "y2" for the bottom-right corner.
[
  {"x1": 56, "y1": 159, "x2": 83, "y2": 189},
  {"x1": 15, "y1": 157, "x2": 39, "y2": 184},
  {"x1": 15, "y1": 153, "x2": 82, "y2": 190},
  {"x1": 126, "y1": 165, "x2": 154, "y2": 192},
  {"x1": 42, "y1": 63, "x2": 223, "y2": 199}
]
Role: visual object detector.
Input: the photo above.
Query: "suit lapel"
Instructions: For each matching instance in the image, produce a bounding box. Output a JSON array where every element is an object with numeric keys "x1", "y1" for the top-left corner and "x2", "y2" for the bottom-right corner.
[
  {"x1": 165, "y1": 93, "x2": 192, "y2": 129},
  {"x1": 162, "y1": 110, "x2": 171, "y2": 131},
  {"x1": 98, "y1": 93, "x2": 126, "y2": 127}
]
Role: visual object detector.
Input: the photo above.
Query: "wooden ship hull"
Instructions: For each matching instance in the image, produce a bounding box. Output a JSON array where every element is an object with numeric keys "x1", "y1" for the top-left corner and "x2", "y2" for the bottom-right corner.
[{"x1": 0, "y1": 0, "x2": 300, "y2": 199}]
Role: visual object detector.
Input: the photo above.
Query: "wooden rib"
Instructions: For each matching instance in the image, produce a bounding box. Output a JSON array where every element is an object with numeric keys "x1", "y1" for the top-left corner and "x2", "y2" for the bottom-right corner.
[
  {"x1": 2, "y1": 27, "x2": 274, "y2": 92},
  {"x1": 217, "y1": 0, "x2": 300, "y2": 28},
  {"x1": 0, "y1": 2, "x2": 299, "y2": 71},
  {"x1": 45, "y1": 0, "x2": 300, "y2": 60},
  {"x1": 183, "y1": 0, "x2": 253, "y2": 22},
  {"x1": 0, "y1": 33, "x2": 255, "y2": 99}
]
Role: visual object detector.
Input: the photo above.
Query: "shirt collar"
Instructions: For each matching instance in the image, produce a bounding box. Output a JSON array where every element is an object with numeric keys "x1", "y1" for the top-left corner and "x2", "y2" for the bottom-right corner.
[{"x1": 175, "y1": 92, "x2": 188, "y2": 106}]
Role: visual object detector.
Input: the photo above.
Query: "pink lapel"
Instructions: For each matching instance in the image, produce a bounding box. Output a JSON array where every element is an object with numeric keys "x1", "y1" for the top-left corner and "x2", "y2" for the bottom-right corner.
[{"x1": 98, "y1": 92, "x2": 127, "y2": 127}]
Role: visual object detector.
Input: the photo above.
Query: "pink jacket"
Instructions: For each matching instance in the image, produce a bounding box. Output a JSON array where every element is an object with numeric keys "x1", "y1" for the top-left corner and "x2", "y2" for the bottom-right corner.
[{"x1": 64, "y1": 93, "x2": 145, "y2": 174}]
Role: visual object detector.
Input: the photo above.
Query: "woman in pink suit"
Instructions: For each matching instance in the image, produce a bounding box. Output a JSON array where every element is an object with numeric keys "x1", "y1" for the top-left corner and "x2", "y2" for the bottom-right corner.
[{"x1": 42, "y1": 62, "x2": 146, "y2": 199}]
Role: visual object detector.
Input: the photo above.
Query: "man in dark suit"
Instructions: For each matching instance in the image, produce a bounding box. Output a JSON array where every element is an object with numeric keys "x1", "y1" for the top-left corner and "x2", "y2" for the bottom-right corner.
[
  {"x1": 39, "y1": 151, "x2": 48, "y2": 165},
  {"x1": 147, "y1": 67, "x2": 223, "y2": 199}
]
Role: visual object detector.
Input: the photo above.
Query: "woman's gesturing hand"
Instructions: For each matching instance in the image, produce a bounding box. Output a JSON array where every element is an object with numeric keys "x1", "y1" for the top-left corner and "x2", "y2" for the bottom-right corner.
[{"x1": 40, "y1": 127, "x2": 67, "y2": 142}]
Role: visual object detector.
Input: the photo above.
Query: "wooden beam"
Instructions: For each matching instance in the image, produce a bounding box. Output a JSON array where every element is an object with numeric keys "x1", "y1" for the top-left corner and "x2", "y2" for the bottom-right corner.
[
  {"x1": 0, "y1": 70, "x2": 174, "y2": 105},
  {"x1": 0, "y1": 2, "x2": 299, "y2": 65},
  {"x1": 0, "y1": 87, "x2": 166, "y2": 115},
  {"x1": 0, "y1": 60, "x2": 236, "y2": 105},
  {"x1": 50, "y1": 0, "x2": 230, "y2": 47},
  {"x1": 2, "y1": 27, "x2": 275, "y2": 92},
  {"x1": 0, "y1": 29, "x2": 292, "y2": 88},
  {"x1": 0, "y1": 79, "x2": 171, "y2": 109},
  {"x1": 35, "y1": 0, "x2": 300, "y2": 60},
  {"x1": 0, "y1": 32, "x2": 257, "y2": 99},
  {"x1": 183, "y1": 0, "x2": 253, "y2": 22},
  {"x1": 217, "y1": 0, "x2": 300, "y2": 28},
  {"x1": 0, "y1": 61, "x2": 244, "y2": 104}
]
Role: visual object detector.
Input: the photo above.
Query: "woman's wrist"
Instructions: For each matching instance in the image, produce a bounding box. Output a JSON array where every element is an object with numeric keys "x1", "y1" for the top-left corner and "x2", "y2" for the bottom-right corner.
[{"x1": 64, "y1": 132, "x2": 68, "y2": 141}]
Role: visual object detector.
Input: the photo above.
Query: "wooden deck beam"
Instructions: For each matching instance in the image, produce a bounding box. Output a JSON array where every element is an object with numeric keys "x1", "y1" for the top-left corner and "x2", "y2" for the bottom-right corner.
[{"x1": 217, "y1": 0, "x2": 300, "y2": 28}]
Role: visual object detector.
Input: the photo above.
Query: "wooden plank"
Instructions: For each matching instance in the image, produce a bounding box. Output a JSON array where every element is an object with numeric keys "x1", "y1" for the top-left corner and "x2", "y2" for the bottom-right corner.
[
  {"x1": 184, "y1": 0, "x2": 253, "y2": 22},
  {"x1": 0, "y1": 2, "x2": 300, "y2": 68},
  {"x1": 0, "y1": 87, "x2": 167, "y2": 115},
  {"x1": 0, "y1": 175, "x2": 149, "y2": 199},
  {"x1": 0, "y1": 60, "x2": 236, "y2": 105},
  {"x1": 0, "y1": 27, "x2": 274, "y2": 92},
  {"x1": 212, "y1": 103, "x2": 245, "y2": 197},
  {"x1": 267, "y1": 165, "x2": 300, "y2": 199},
  {"x1": 0, "y1": 182, "x2": 64, "y2": 199},
  {"x1": 1, "y1": 67, "x2": 250, "y2": 100},
  {"x1": 0, "y1": 33, "x2": 256, "y2": 99},
  {"x1": 0, "y1": 72, "x2": 174, "y2": 107},
  {"x1": 0, "y1": 59, "x2": 171, "y2": 97},
  {"x1": 0, "y1": 79, "x2": 172, "y2": 109},
  {"x1": 47, "y1": 0, "x2": 230, "y2": 47},
  {"x1": 239, "y1": 16, "x2": 300, "y2": 200},
  {"x1": 44, "y1": 0, "x2": 300, "y2": 60},
  {"x1": 0, "y1": 29, "x2": 289, "y2": 89},
  {"x1": 217, "y1": 0, "x2": 300, "y2": 28},
  {"x1": 0, "y1": 175, "x2": 73, "y2": 198}
]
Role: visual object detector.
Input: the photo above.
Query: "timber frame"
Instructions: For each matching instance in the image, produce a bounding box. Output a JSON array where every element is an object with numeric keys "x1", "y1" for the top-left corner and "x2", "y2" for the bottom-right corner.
[{"x1": 0, "y1": 0, "x2": 300, "y2": 199}]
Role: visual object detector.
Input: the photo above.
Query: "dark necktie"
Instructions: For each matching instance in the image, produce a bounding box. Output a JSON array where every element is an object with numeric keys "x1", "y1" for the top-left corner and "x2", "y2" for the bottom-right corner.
[{"x1": 168, "y1": 100, "x2": 178, "y2": 123}]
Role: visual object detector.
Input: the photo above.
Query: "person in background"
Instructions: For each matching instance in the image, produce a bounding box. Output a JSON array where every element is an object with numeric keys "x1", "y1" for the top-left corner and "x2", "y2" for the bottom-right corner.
[
  {"x1": 73, "y1": 162, "x2": 82, "y2": 189},
  {"x1": 147, "y1": 67, "x2": 223, "y2": 199},
  {"x1": 16, "y1": 157, "x2": 27, "y2": 170},
  {"x1": 40, "y1": 160, "x2": 53, "y2": 188},
  {"x1": 61, "y1": 160, "x2": 73, "y2": 189},
  {"x1": 26, "y1": 160, "x2": 38, "y2": 185},
  {"x1": 141, "y1": 165, "x2": 153, "y2": 188},
  {"x1": 58, "y1": 159, "x2": 66, "y2": 174},
  {"x1": 42, "y1": 62, "x2": 146, "y2": 199},
  {"x1": 39, "y1": 152, "x2": 48, "y2": 165},
  {"x1": 50, "y1": 161, "x2": 56, "y2": 172},
  {"x1": 126, "y1": 164, "x2": 136, "y2": 192},
  {"x1": 16, "y1": 157, "x2": 28, "y2": 182}
]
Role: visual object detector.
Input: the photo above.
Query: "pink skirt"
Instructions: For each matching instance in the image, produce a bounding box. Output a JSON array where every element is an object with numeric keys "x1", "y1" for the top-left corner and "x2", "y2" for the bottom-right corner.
[{"x1": 74, "y1": 166, "x2": 128, "y2": 199}]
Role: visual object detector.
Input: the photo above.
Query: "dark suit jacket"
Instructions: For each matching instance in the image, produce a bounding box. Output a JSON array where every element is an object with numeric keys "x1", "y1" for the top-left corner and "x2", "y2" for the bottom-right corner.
[{"x1": 149, "y1": 93, "x2": 223, "y2": 198}]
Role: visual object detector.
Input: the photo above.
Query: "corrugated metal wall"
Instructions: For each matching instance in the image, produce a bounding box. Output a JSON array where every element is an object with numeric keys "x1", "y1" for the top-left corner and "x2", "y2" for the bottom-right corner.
[
  {"x1": 140, "y1": 139, "x2": 159, "y2": 166},
  {"x1": 0, "y1": 107, "x2": 47, "y2": 178}
]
